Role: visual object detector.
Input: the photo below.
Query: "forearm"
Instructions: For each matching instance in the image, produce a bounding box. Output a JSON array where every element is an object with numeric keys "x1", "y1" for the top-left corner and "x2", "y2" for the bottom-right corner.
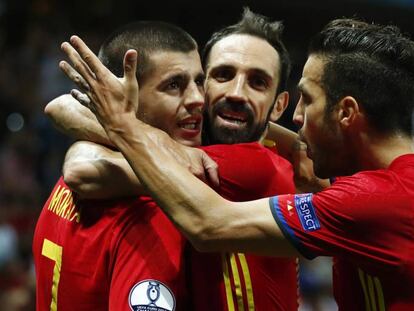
[
  {"x1": 267, "y1": 122, "x2": 329, "y2": 193},
  {"x1": 45, "y1": 94, "x2": 113, "y2": 146},
  {"x1": 266, "y1": 122, "x2": 299, "y2": 162},
  {"x1": 59, "y1": 37, "x2": 295, "y2": 255},
  {"x1": 63, "y1": 158, "x2": 144, "y2": 199},
  {"x1": 63, "y1": 141, "x2": 146, "y2": 199},
  {"x1": 106, "y1": 119, "x2": 297, "y2": 256}
]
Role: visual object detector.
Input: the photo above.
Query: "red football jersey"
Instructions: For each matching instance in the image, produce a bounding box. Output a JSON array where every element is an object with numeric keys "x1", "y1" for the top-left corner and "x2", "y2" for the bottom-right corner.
[
  {"x1": 33, "y1": 177, "x2": 188, "y2": 311},
  {"x1": 191, "y1": 143, "x2": 299, "y2": 311},
  {"x1": 33, "y1": 142, "x2": 299, "y2": 311},
  {"x1": 270, "y1": 154, "x2": 414, "y2": 310}
]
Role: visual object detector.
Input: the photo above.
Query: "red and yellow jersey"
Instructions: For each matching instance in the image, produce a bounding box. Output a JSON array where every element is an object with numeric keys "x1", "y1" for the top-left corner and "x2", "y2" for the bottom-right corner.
[
  {"x1": 191, "y1": 143, "x2": 299, "y2": 311},
  {"x1": 270, "y1": 154, "x2": 414, "y2": 310},
  {"x1": 33, "y1": 142, "x2": 298, "y2": 311},
  {"x1": 33, "y1": 177, "x2": 188, "y2": 311}
]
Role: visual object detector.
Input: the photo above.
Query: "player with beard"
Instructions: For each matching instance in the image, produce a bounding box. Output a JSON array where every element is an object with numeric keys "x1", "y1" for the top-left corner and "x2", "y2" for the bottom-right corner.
[
  {"x1": 47, "y1": 9, "x2": 299, "y2": 311},
  {"x1": 68, "y1": 18, "x2": 414, "y2": 311}
]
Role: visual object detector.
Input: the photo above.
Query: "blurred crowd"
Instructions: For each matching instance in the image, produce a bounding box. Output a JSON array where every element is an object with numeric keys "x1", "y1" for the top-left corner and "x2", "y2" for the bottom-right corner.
[
  {"x1": 0, "y1": 1, "x2": 77, "y2": 309},
  {"x1": 2, "y1": 1, "x2": 390, "y2": 310}
]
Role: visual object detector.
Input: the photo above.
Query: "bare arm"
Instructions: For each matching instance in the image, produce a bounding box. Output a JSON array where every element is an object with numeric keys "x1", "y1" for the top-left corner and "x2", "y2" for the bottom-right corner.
[
  {"x1": 266, "y1": 122, "x2": 299, "y2": 163},
  {"x1": 267, "y1": 122, "x2": 330, "y2": 192},
  {"x1": 60, "y1": 35, "x2": 298, "y2": 256},
  {"x1": 45, "y1": 94, "x2": 113, "y2": 146},
  {"x1": 111, "y1": 122, "x2": 298, "y2": 256},
  {"x1": 63, "y1": 141, "x2": 145, "y2": 199}
]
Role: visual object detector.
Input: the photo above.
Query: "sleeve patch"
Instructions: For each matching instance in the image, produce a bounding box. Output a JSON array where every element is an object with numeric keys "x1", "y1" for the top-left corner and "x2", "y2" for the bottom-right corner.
[{"x1": 294, "y1": 194, "x2": 320, "y2": 232}]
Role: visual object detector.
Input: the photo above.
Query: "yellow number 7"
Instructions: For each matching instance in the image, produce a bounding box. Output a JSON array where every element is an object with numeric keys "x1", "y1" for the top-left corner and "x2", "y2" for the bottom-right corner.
[{"x1": 42, "y1": 238, "x2": 63, "y2": 311}]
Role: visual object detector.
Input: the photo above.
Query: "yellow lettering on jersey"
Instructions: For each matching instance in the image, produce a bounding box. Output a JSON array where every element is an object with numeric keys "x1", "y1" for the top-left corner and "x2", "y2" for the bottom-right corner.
[
  {"x1": 69, "y1": 208, "x2": 80, "y2": 223},
  {"x1": 48, "y1": 185, "x2": 65, "y2": 213},
  {"x1": 56, "y1": 189, "x2": 71, "y2": 217},
  {"x1": 47, "y1": 184, "x2": 79, "y2": 222},
  {"x1": 42, "y1": 239, "x2": 62, "y2": 311}
]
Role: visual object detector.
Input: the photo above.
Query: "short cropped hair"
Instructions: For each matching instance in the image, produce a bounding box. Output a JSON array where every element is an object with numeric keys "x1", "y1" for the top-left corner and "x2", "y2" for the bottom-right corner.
[
  {"x1": 309, "y1": 18, "x2": 414, "y2": 135},
  {"x1": 98, "y1": 21, "x2": 198, "y2": 83},
  {"x1": 202, "y1": 7, "x2": 291, "y2": 94}
]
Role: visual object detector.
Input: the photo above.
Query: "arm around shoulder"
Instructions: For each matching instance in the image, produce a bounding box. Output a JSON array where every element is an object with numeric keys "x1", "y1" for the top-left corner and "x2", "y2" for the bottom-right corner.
[
  {"x1": 63, "y1": 141, "x2": 147, "y2": 199},
  {"x1": 45, "y1": 94, "x2": 112, "y2": 146}
]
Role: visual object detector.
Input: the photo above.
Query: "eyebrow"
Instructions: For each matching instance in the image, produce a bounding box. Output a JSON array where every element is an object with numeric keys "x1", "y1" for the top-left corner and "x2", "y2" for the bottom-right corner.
[
  {"x1": 207, "y1": 64, "x2": 233, "y2": 73},
  {"x1": 250, "y1": 68, "x2": 273, "y2": 82},
  {"x1": 161, "y1": 72, "x2": 188, "y2": 82},
  {"x1": 160, "y1": 71, "x2": 205, "y2": 86},
  {"x1": 208, "y1": 64, "x2": 273, "y2": 80}
]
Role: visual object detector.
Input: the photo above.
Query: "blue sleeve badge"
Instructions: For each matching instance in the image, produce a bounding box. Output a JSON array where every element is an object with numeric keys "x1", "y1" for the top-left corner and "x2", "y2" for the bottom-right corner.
[{"x1": 294, "y1": 194, "x2": 321, "y2": 232}]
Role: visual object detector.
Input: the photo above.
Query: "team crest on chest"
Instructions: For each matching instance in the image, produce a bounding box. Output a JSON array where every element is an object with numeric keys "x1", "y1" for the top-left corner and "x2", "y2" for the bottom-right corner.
[{"x1": 129, "y1": 279, "x2": 176, "y2": 311}]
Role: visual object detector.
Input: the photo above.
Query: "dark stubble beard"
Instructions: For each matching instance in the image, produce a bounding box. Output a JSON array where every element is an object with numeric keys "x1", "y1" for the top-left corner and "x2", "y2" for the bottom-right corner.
[{"x1": 202, "y1": 99, "x2": 270, "y2": 145}]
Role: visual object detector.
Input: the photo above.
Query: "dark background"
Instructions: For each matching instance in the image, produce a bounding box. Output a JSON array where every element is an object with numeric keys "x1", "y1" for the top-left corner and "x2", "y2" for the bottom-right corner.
[{"x1": 0, "y1": 0, "x2": 413, "y2": 309}]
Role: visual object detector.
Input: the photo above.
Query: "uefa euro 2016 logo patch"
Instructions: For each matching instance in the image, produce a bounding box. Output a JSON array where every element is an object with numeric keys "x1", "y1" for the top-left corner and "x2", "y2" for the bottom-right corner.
[
  {"x1": 294, "y1": 193, "x2": 321, "y2": 232},
  {"x1": 129, "y1": 279, "x2": 176, "y2": 311}
]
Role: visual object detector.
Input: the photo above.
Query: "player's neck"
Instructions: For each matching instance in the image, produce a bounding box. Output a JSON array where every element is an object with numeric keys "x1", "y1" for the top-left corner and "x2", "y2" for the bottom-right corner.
[{"x1": 357, "y1": 131, "x2": 414, "y2": 171}]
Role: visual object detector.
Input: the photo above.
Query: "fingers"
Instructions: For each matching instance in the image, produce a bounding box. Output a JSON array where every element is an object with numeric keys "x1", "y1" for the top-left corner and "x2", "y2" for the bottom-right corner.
[
  {"x1": 59, "y1": 61, "x2": 90, "y2": 92},
  {"x1": 123, "y1": 50, "x2": 138, "y2": 82},
  {"x1": 69, "y1": 36, "x2": 105, "y2": 79},
  {"x1": 202, "y1": 153, "x2": 220, "y2": 187},
  {"x1": 70, "y1": 89, "x2": 91, "y2": 107},
  {"x1": 61, "y1": 41, "x2": 96, "y2": 88},
  {"x1": 123, "y1": 50, "x2": 139, "y2": 106}
]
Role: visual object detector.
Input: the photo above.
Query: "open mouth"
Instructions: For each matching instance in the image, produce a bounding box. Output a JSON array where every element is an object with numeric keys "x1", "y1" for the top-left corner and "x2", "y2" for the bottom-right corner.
[
  {"x1": 178, "y1": 115, "x2": 202, "y2": 131},
  {"x1": 217, "y1": 110, "x2": 248, "y2": 126}
]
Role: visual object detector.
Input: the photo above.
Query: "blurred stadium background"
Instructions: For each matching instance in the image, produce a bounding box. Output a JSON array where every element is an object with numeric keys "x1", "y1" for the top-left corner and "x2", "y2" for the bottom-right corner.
[{"x1": 1, "y1": 0, "x2": 413, "y2": 310}]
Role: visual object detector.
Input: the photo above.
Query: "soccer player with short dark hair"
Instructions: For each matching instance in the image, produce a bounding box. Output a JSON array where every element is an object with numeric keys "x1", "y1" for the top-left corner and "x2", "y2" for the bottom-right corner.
[{"x1": 69, "y1": 18, "x2": 414, "y2": 310}]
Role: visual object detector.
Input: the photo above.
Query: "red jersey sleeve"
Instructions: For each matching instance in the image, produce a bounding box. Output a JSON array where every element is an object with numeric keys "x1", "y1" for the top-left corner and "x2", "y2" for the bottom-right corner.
[{"x1": 270, "y1": 172, "x2": 413, "y2": 269}]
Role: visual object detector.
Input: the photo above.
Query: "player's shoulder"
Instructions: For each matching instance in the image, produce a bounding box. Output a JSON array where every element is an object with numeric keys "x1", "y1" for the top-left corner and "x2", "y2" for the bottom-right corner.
[
  {"x1": 332, "y1": 154, "x2": 414, "y2": 195},
  {"x1": 201, "y1": 142, "x2": 281, "y2": 159}
]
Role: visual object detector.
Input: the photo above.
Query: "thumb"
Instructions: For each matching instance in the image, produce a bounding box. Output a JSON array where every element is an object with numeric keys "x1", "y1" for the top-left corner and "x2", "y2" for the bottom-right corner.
[
  {"x1": 123, "y1": 49, "x2": 138, "y2": 85},
  {"x1": 203, "y1": 154, "x2": 219, "y2": 187},
  {"x1": 123, "y1": 49, "x2": 139, "y2": 111}
]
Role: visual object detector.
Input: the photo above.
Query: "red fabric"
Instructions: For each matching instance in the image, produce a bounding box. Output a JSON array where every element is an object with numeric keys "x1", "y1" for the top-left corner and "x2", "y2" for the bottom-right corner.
[
  {"x1": 191, "y1": 143, "x2": 299, "y2": 311},
  {"x1": 33, "y1": 142, "x2": 299, "y2": 311},
  {"x1": 33, "y1": 177, "x2": 188, "y2": 311},
  {"x1": 271, "y1": 154, "x2": 414, "y2": 310}
]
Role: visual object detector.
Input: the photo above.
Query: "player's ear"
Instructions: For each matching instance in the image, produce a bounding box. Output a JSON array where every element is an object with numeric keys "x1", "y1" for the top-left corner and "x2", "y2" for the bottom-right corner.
[
  {"x1": 269, "y1": 91, "x2": 289, "y2": 122},
  {"x1": 337, "y1": 96, "x2": 360, "y2": 129}
]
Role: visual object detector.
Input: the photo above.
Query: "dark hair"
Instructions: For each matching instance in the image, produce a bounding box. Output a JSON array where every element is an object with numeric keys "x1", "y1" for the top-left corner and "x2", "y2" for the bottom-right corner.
[
  {"x1": 309, "y1": 18, "x2": 414, "y2": 135},
  {"x1": 98, "y1": 21, "x2": 198, "y2": 83},
  {"x1": 202, "y1": 7, "x2": 291, "y2": 94}
]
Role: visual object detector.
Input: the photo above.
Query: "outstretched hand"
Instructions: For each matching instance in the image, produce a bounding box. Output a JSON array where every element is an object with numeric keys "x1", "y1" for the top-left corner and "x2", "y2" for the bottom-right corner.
[
  {"x1": 59, "y1": 35, "x2": 219, "y2": 186},
  {"x1": 59, "y1": 35, "x2": 139, "y2": 133}
]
